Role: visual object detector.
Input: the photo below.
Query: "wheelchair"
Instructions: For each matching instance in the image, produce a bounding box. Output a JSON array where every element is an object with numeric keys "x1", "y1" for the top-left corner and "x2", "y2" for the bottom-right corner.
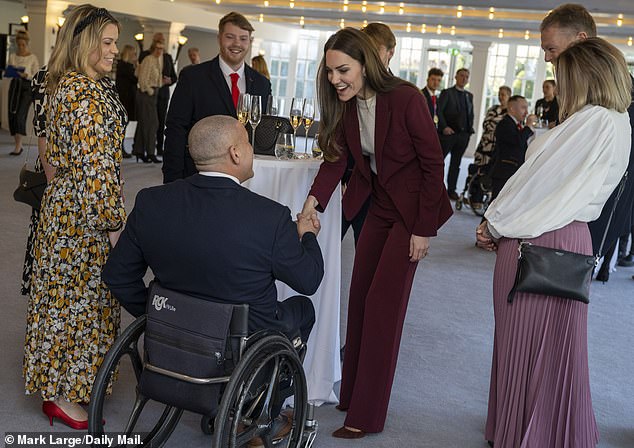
[
  {"x1": 455, "y1": 162, "x2": 493, "y2": 217},
  {"x1": 88, "y1": 283, "x2": 318, "y2": 448}
]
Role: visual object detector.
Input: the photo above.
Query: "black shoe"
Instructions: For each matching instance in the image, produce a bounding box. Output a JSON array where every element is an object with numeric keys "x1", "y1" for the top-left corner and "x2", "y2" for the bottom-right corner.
[
  {"x1": 9, "y1": 148, "x2": 23, "y2": 156},
  {"x1": 487, "y1": 442, "x2": 494, "y2": 448},
  {"x1": 135, "y1": 154, "x2": 150, "y2": 163},
  {"x1": 617, "y1": 254, "x2": 634, "y2": 267},
  {"x1": 147, "y1": 155, "x2": 161, "y2": 164},
  {"x1": 448, "y1": 191, "x2": 459, "y2": 201},
  {"x1": 595, "y1": 268, "x2": 609, "y2": 283},
  {"x1": 122, "y1": 151, "x2": 132, "y2": 159}
]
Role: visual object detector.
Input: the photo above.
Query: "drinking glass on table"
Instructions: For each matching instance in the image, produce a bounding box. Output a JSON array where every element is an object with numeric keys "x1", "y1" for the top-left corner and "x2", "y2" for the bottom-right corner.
[
  {"x1": 290, "y1": 97, "x2": 304, "y2": 155},
  {"x1": 249, "y1": 95, "x2": 262, "y2": 149},
  {"x1": 275, "y1": 133, "x2": 294, "y2": 160},
  {"x1": 302, "y1": 98, "x2": 315, "y2": 157},
  {"x1": 237, "y1": 93, "x2": 250, "y2": 126},
  {"x1": 311, "y1": 133, "x2": 323, "y2": 159}
]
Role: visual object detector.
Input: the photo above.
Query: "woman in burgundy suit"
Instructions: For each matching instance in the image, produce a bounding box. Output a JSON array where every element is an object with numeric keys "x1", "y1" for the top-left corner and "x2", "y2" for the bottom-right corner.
[{"x1": 301, "y1": 28, "x2": 452, "y2": 438}]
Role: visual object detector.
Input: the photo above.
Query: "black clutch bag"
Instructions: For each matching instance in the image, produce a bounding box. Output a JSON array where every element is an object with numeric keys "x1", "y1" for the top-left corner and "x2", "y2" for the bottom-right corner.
[
  {"x1": 507, "y1": 173, "x2": 627, "y2": 305},
  {"x1": 251, "y1": 115, "x2": 293, "y2": 156},
  {"x1": 14, "y1": 164, "x2": 47, "y2": 211}
]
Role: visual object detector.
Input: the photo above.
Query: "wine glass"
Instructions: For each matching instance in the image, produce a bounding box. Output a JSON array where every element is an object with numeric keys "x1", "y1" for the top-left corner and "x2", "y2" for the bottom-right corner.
[
  {"x1": 535, "y1": 105, "x2": 543, "y2": 128},
  {"x1": 302, "y1": 98, "x2": 315, "y2": 157},
  {"x1": 237, "y1": 93, "x2": 250, "y2": 126},
  {"x1": 311, "y1": 133, "x2": 323, "y2": 159},
  {"x1": 290, "y1": 97, "x2": 304, "y2": 156},
  {"x1": 275, "y1": 133, "x2": 293, "y2": 160},
  {"x1": 249, "y1": 95, "x2": 262, "y2": 149}
]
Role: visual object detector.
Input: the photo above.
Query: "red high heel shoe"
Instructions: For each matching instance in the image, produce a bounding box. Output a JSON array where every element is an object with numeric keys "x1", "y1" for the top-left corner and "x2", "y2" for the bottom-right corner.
[{"x1": 42, "y1": 401, "x2": 88, "y2": 430}]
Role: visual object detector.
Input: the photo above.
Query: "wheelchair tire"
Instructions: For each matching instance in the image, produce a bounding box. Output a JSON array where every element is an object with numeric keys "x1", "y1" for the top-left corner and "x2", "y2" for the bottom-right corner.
[
  {"x1": 455, "y1": 200, "x2": 463, "y2": 211},
  {"x1": 212, "y1": 335, "x2": 308, "y2": 448},
  {"x1": 88, "y1": 315, "x2": 183, "y2": 448}
]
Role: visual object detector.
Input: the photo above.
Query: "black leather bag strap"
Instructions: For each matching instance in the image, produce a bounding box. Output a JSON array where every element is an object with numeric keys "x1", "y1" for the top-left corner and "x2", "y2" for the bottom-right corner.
[{"x1": 597, "y1": 171, "x2": 628, "y2": 260}]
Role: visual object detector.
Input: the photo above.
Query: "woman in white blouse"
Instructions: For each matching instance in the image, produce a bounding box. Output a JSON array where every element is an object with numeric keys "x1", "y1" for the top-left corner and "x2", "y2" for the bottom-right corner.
[
  {"x1": 477, "y1": 38, "x2": 631, "y2": 448},
  {"x1": 7, "y1": 30, "x2": 39, "y2": 155}
]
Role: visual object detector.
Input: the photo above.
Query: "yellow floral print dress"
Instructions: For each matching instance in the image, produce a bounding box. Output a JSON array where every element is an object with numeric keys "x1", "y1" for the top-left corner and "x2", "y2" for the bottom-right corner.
[{"x1": 24, "y1": 71, "x2": 127, "y2": 403}]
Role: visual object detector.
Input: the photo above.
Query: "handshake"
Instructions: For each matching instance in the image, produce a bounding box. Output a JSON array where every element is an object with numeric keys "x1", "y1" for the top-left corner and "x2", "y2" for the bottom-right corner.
[{"x1": 296, "y1": 195, "x2": 321, "y2": 239}]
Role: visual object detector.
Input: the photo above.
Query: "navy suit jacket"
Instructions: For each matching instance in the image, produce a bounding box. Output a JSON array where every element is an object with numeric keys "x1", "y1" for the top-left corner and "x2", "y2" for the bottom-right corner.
[
  {"x1": 102, "y1": 175, "x2": 324, "y2": 333},
  {"x1": 490, "y1": 115, "x2": 533, "y2": 181},
  {"x1": 588, "y1": 77, "x2": 634, "y2": 255},
  {"x1": 437, "y1": 86, "x2": 474, "y2": 134},
  {"x1": 421, "y1": 87, "x2": 437, "y2": 123},
  {"x1": 162, "y1": 56, "x2": 272, "y2": 183}
]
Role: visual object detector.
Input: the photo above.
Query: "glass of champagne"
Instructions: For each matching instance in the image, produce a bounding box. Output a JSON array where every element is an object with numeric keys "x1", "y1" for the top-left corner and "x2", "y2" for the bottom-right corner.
[
  {"x1": 302, "y1": 98, "x2": 315, "y2": 157},
  {"x1": 237, "y1": 93, "x2": 250, "y2": 126},
  {"x1": 290, "y1": 97, "x2": 304, "y2": 156},
  {"x1": 275, "y1": 133, "x2": 293, "y2": 160},
  {"x1": 249, "y1": 95, "x2": 262, "y2": 149},
  {"x1": 311, "y1": 133, "x2": 323, "y2": 159}
]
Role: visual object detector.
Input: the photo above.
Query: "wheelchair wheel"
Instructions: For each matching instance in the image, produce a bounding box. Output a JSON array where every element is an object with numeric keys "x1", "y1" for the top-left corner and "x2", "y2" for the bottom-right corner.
[
  {"x1": 88, "y1": 316, "x2": 183, "y2": 448},
  {"x1": 455, "y1": 198, "x2": 463, "y2": 210},
  {"x1": 213, "y1": 334, "x2": 308, "y2": 448},
  {"x1": 473, "y1": 192, "x2": 491, "y2": 217}
]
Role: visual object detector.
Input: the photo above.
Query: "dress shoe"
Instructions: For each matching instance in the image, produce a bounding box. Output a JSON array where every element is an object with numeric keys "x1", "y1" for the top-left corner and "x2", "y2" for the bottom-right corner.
[
  {"x1": 335, "y1": 404, "x2": 348, "y2": 412},
  {"x1": 9, "y1": 147, "x2": 23, "y2": 156},
  {"x1": 135, "y1": 154, "x2": 150, "y2": 163},
  {"x1": 147, "y1": 155, "x2": 161, "y2": 164},
  {"x1": 42, "y1": 401, "x2": 88, "y2": 430},
  {"x1": 448, "y1": 191, "x2": 459, "y2": 201},
  {"x1": 332, "y1": 426, "x2": 365, "y2": 439},
  {"x1": 122, "y1": 151, "x2": 132, "y2": 159},
  {"x1": 617, "y1": 254, "x2": 634, "y2": 267},
  {"x1": 488, "y1": 441, "x2": 494, "y2": 447},
  {"x1": 247, "y1": 413, "x2": 292, "y2": 447}
]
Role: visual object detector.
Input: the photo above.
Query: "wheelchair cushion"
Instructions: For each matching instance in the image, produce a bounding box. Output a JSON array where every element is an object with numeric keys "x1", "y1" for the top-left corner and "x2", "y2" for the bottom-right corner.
[{"x1": 139, "y1": 281, "x2": 234, "y2": 415}]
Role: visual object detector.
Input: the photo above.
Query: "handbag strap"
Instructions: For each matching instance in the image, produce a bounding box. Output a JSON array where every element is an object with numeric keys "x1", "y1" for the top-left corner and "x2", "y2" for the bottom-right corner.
[
  {"x1": 22, "y1": 135, "x2": 36, "y2": 167},
  {"x1": 597, "y1": 171, "x2": 628, "y2": 259}
]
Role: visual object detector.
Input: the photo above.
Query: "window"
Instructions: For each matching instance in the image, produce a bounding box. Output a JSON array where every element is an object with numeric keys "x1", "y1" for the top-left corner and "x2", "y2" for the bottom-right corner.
[
  {"x1": 425, "y1": 40, "x2": 472, "y2": 90},
  {"x1": 294, "y1": 31, "x2": 320, "y2": 98},
  {"x1": 268, "y1": 42, "x2": 292, "y2": 97},
  {"x1": 426, "y1": 48, "x2": 451, "y2": 90},
  {"x1": 485, "y1": 43, "x2": 510, "y2": 110},
  {"x1": 398, "y1": 37, "x2": 423, "y2": 86},
  {"x1": 513, "y1": 45, "x2": 541, "y2": 105}
]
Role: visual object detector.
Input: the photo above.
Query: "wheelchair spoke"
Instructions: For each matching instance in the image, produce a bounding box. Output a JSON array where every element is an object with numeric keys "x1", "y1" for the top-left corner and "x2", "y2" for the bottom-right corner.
[
  {"x1": 258, "y1": 357, "x2": 280, "y2": 422},
  {"x1": 123, "y1": 392, "x2": 149, "y2": 434}
]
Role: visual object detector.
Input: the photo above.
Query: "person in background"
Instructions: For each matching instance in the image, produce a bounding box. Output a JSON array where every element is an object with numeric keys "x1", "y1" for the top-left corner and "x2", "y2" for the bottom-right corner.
[
  {"x1": 133, "y1": 40, "x2": 163, "y2": 163},
  {"x1": 488, "y1": 95, "x2": 536, "y2": 201},
  {"x1": 7, "y1": 30, "x2": 39, "y2": 155},
  {"x1": 478, "y1": 37, "x2": 631, "y2": 448},
  {"x1": 473, "y1": 86, "x2": 511, "y2": 170},
  {"x1": 540, "y1": 3, "x2": 634, "y2": 280},
  {"x1": 250, "y1": 55, "x2": 270, "y2": 79},
  {"x1": 535, "y1": 79, "x2": 559, "y2": 128},
  {"x1": 139, "y1": 33, "x2": 177, "y2": 157},
  {"x1": 24, "y1": 4, "x2": 127, "y2": 430},
  {"x1": 361, "y1": 22, "x2": 395, "y2": 69},
  {"x1": 163, "y1": 11, "x2": 271, "y2": 183},
  {"x1": 421, "y1": 68, "x2": 444, "y2": 128},
  {"x1": 301, "y1": 28, "x2": 451, "y2": 439},
  {"x1": 115, "y1": 44, "x2": 137, "y2": 159},
  {"x1": 187, "y1": 47, "x2": 201, "y2": 65},
  {"x1": 437, "y1": 68, "x2": 475, "y2": 200}
]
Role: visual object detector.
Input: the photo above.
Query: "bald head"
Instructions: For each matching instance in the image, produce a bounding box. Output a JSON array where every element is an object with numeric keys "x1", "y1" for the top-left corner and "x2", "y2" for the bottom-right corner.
[{"x1": 188, "y1": 116, "x2": 254, "y2": 182}]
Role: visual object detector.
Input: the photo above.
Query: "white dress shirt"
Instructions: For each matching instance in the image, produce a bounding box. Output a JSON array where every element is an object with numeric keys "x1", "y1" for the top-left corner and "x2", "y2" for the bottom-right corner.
[
  {"x1": 218, "y1": 56, "x2": 246, "y2": 95},
  {"x1": 199, "y1": 171, "x2": 241, "y2": 185}
]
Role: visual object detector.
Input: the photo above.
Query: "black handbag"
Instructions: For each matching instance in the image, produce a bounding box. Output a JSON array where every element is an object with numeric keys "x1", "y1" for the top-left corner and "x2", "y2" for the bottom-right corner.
[
  {"x1": 251, "y1": 115, "x2": 293, "y2": 156},
  {"x1": 13, "y1": 144, "x2": 47, "y2": 210},
  {"x1": 508, "y1": 172, "x2": 627, "y2": 304}
]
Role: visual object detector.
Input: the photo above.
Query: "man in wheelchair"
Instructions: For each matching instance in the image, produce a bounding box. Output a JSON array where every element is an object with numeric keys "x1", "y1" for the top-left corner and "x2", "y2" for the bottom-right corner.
[{"x1": 102, "y1": 115, "x2": 324, "y2": 446}]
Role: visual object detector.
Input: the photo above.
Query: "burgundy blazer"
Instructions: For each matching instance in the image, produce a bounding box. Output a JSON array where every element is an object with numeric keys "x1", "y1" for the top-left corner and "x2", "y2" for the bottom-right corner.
[{"x1": 309, "y1": 84, "x2": 452, "y2": 237}]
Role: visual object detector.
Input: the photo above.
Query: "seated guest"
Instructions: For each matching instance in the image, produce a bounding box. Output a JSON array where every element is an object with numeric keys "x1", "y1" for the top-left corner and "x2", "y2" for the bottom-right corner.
[
  {"x1": 535, "y1": 79, "x2": 559, "y2": 128},
  {"x1": 103, "y1": 115, "x2": 324, "y2": 342},
  {"x1": 489, "y1": 95, "x2": 536, "y2": 200}
]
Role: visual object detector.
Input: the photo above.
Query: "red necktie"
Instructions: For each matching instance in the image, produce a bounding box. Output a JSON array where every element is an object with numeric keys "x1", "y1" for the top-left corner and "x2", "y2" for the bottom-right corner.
[
  {"x1": 517, "y1": 122, "x2": 523, "y2": 131},
  {"x1": 230, "y1": 73, "x2": 240, "y2": 109},
  {"x1": 431, "y1": 94, "x2": 437, "y2": 112}
]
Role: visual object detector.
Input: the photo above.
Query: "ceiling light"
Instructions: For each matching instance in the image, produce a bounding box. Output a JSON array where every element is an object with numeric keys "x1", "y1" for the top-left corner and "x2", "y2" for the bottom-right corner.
[
  {"x1": 21, "y1": 15, "x2": 29, "y2": 24},
  {"x1": 215, "y1": 0, "x2": 220, "y2": 4},
  {"x1": 363, "y1": 20, "x2": 368, "y2": 27},
  {"x1": 450, "y1": 25, "x2": 456, "y2": 35},
  {"x1": 524, "y1": 30, "x2": 530, "y2": 40},
  {"x1": 259, "y1": 13, "x2": 264, "y2": 22},
  {"x1": 134, "y1": 33, "x2": 144, "y2": 42},
  {"x1": 264, "y1": 0, "x2": 269, "y2": 6},
  {"x1": 457, "y1": 6, "x2": 463, "y2": 18},
  {"x1": 340, "y1": 18, "x2": 345, "y2": 28},
  {"x1": 362, "y1": 1, "x2": 367, "y2": 13},
  {"x1": 436, "y1": 24, "x2": 442, "y2": 34},
  {"x1": 177, "y1": 35, "x2": 188, "y2": 46},
  {"x1": 299, "y1": 16, "x2": 304, "y2": 26},
  {"x1": 629, "y1": 36, "x2": 633, "y2": 46},
  {"x1": 406, "y1": 23, "x2": 411, "y2": 32},
  {"x1": 57, "y1": 17, "x2": 66, "y2": 27},
  {"x1": 498, "y1": 28, "x2": 504, "y2": 38},
  {"x1": 379, "y1": 2, "x2": 385, "y2": 14},
  {"x1": 489, "y1": 7, "x2": 495, "y2": 20},
  {"x1": 399, "y1": 3, "x2": 404, "y2": 15},
  {"x1": 343, "y1": 5, "x2": 348, "y2": 11},
  {"x1": 289, "y1": 1, "x2": 294, "y2": 8},
  {"x1": 617, "y1": 14, "x2": 623, "y2": 27},
  {"x1": 421, "y1": 24, "x2": 426, "y2": 33}
]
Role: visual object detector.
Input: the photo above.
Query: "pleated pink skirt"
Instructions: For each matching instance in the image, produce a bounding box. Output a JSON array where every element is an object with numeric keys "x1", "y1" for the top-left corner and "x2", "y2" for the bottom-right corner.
[{"x1": 485, "y1": 221, "x2": 599, "y2": 448}]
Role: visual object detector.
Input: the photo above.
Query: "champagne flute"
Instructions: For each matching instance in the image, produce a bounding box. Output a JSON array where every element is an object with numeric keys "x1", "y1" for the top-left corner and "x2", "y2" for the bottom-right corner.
[
  {"x1": 302, "y1": 98, "x2": 315, "y2": 156},
  {"x1": 237, "y1": 93, "x2": 250, "y2": 126},
  {"x1": 290, "y1": 97, "x2": 304, "y2": 156},
  {"x1": 249, "y1": 95, "x2": 262, "y2": 148}
]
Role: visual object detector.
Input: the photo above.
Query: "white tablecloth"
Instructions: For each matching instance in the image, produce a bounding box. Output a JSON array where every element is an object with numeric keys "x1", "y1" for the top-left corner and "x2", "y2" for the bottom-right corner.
[{"x1": 244, "y1": 155, "x2": 341, "y2": 405}]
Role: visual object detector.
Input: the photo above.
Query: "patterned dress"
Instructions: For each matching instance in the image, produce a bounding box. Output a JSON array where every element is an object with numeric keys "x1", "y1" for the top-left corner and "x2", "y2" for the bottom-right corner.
[
  {"x1": 474, "y1": 104, "x2": 506, "y2": 167},
  {"x1": 24, "y1": 71, "x2": 127, "y2": 403}
]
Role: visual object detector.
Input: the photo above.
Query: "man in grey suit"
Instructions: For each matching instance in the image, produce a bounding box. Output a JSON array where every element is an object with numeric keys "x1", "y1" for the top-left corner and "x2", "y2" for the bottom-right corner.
[{"x1": 437, "y1": 68, "x2": 474, "y2": 200}]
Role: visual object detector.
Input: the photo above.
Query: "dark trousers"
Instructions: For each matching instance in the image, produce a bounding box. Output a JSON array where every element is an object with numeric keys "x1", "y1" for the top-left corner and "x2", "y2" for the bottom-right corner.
[
  {"x1": 341, "y1": 197, "x2": 371, "y2": 245},
  {"x1": 133, "y1": 91, "x2": 158, "y2": 157},
  {"x1": 440, "y1": 131, "x2": 471, "y2": 193},
  {"x1": 490, "y1": 176, "x2": 510, "y2": 203},
  {"x1": 274, "y1": 295, "x2": 315, "y2": 343},
  {"x1": 156, "y1": 90, "x2": 169, "y2": 155},
  {"x1": 339, "y1": 176, "x2": 419, "y2": 433},
  {"x1": 8, "y1": 78, "x2": 31, "y2": 136}
]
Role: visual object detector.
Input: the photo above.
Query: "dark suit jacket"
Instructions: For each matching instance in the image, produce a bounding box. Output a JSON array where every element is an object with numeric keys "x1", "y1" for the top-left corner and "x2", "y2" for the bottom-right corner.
[
  {"x1": 115, "y1": 60, "x2": 137, "y2": 121},
  {"x1": 437, "y1": 86, "x2": 474, "y2": 134},
  {"x1": 102, "y1": 175, "x2": 324, "y2": 333},
  {"x1": 588, "y1": 77, "x2": 634, "y2": 255},
  {"x1": 139, "y1": 51, "x2": 177, "y2": 100},
  {"x1": 308, "y1": 84, "x2": 452, "y2": 237},
  {"x1": 421, "y1": 87, "x2": 437, "y2": 123},
  {"x1": 162, "y1": 56, "x2": 272, "y2": 183},
  {"x1": 490, "y1": 115, "x2": 533, "y2": 181}
]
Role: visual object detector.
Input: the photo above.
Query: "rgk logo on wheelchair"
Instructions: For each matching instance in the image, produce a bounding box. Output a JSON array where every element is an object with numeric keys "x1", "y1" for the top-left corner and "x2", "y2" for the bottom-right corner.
[{"x1": 152, "y1": 294, "x2": 176, "y2": 312}]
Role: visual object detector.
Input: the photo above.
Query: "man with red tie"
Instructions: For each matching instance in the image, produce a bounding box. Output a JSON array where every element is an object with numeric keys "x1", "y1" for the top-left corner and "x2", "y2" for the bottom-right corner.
[
  {"x1": 163, "y1": 11, "x2": 271, "y2": 183},
  {"x1": 489, "y1": 95, "x2": 537, "y2": 200},
  {"x1": 421, "y1": 68, "x2": 444, "y2": 128}
]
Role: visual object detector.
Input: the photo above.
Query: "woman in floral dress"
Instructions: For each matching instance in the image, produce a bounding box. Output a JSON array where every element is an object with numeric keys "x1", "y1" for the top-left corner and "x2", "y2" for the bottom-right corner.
[{"x1": 23, "y1": 5, "x2": 126, "y2": 429}]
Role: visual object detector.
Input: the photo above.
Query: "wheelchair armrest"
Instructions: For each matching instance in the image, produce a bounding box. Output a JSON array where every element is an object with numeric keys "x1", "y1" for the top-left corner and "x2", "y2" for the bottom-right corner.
[{"x1": 230, "y1": 304, "x2": 249, "y2": 337}]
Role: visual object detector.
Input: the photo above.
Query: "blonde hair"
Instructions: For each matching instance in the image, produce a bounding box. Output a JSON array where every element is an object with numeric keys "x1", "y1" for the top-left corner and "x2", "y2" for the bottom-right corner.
[
  {"x1": 120, "y1": 44, "x2": 136, "y2": 63},
  {"x1": 15, "y1": 30, "x2": 30, "y2": 44},
  {"x1": 251, "y1": 55, "x2": 270, "y2": 79},
  {"x1": 47, "y1": 4, "x2": 120, "y2": 93},
  {"x1": 555, "y1": 37, "x2": 632, "y2": 121}
]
